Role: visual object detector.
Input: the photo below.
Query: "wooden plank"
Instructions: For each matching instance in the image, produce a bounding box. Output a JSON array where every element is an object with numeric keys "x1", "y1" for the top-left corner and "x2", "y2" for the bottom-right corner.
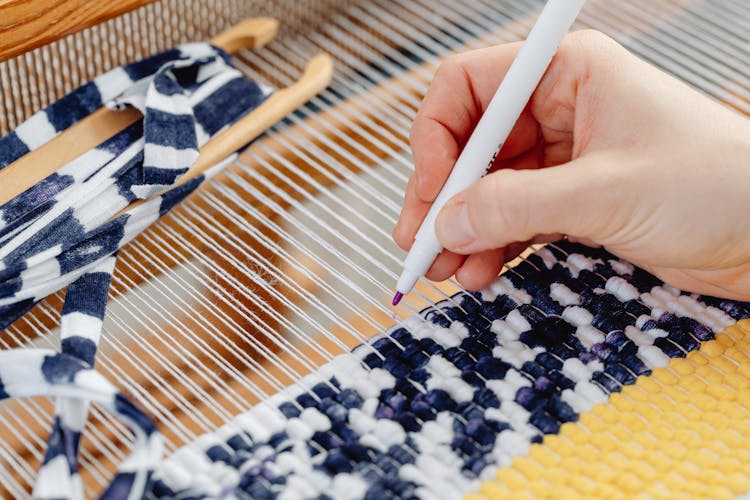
[{"x1": 0, "y1": 0, "x2": 156, "y2": 62}]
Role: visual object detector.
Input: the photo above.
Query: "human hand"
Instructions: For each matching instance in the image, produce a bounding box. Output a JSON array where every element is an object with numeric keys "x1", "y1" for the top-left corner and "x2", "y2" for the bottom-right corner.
[{"x1": 393, "y1": 30, "x2": 750, "y2": 301}]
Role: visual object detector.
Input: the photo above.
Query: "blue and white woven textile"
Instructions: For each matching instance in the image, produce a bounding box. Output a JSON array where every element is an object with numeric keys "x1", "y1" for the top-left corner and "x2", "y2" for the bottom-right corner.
[{"x1": 146, "y1": 241, "x2": 750, "y2": 499}]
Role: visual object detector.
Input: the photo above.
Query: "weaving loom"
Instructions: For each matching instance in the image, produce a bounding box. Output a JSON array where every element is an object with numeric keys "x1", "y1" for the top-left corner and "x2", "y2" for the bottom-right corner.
[{"x1": 1, "y1": 0, "x2": 749, "y2": 498}]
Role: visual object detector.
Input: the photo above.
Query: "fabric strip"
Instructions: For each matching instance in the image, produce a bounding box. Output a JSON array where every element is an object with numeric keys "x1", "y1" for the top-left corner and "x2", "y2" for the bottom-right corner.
[{"x1": 0, "y1": 42, "x2": 271, "y2": 499}]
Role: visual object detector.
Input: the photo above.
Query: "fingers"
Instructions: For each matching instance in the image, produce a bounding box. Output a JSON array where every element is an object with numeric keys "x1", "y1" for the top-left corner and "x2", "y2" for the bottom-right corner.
[
  {"x1": 398, "y1": 44, "x2": 545, "y2": 249},
  {"x1": 530, "y1": 30, "x2": 626, "y2": 149},
  {"x1": 398, "y1": 31, "x2": 633, "y2": 289},
  {"x1": 409, "y1": 29, "x2": 625, "y2": 204},
  {"x1": 425, "y1": 250, "x2": 465, "y2": 282},
  {"x1": 489, "y1": 138, "x2": 545, "y2": 174},
  {"x1": 410, "y1": 42, "x2": 539, "y2": 204},
  {"x1": 435, "y1": 152, "x2": 624, "y2": 254},
  {"x1": 397, "y1": 111, "x2": 543, "y2": 249},
  {"x1": 409, "y1": 117, "x2": 460, "y2": 203},
  {"x1": 455, "y1": 249, "x2": 505, "y2": 290},
  {"x1": 393, "y1": 175, "x2": 427, "y2": 250}
]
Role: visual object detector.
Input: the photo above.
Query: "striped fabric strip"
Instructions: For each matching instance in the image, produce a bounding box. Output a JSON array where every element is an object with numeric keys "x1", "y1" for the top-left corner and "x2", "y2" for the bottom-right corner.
[
  {"x1": 0, "y1": 348, "x2": 163, "y2": 499},
  {"x1": 0, "y1": 43, "x2": 271, "y2": 498},
  {"x1": 36, "y1": 256, "x2": 117, "y2": 498}
]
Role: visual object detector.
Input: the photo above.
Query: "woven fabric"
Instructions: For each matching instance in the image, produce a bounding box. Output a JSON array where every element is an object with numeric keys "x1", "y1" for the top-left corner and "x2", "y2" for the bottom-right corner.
[
  {"x1": 0, "y1": 44, "x2": 270, "y2": 498},
  {"x1": 149, "y1": 241, "x2": 750, "y2": 499},
  {"x1": 469, "y1": 319, "x2": 750, "y2": 499}
]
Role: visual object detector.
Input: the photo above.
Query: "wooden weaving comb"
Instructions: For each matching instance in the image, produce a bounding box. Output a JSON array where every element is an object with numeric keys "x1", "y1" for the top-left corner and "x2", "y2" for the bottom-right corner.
[{"x1": 0, "y1": 16, "x2": 334, "y2": 206}]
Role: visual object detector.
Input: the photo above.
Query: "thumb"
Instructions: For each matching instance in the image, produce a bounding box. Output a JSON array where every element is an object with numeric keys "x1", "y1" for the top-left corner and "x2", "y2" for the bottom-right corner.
[{"x1": 434, "y1": 153, "x2": 624, "y2": 254}]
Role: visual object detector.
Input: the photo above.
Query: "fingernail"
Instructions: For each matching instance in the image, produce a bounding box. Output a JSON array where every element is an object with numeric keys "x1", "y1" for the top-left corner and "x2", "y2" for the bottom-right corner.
[{"x1": 436, "y1": 201, "x2": 476, "y2": 250}]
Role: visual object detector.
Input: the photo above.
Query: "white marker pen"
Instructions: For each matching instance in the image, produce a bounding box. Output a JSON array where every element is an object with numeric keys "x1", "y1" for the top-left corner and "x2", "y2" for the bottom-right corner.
[{"x1": 393, "y1": 0, "x2": 586, "y2": 306}]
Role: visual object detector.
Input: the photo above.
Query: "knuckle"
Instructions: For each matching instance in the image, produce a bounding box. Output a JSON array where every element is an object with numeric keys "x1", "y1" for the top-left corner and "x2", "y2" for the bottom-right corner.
[
  {"x1": 432, "y1": 55, "x2": 465, "y2": 88},
  {"x1": 561, "y1": 29, "x2": 624, "y2": 62},
  {"x1": 408, "y1": 114, "x2": 432, "y2": 148},
  {"x1": 565, "y1": 29, "x2": 614, "y2": 48},
  {"x1": 436, "y1": 56, "x2": 461, "y2": 76}
]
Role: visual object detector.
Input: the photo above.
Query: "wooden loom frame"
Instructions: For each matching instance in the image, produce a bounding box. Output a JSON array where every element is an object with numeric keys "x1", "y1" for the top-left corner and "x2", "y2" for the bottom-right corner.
[{"x1": 0, "y1": 1, "x2": 159, "y2": 63}]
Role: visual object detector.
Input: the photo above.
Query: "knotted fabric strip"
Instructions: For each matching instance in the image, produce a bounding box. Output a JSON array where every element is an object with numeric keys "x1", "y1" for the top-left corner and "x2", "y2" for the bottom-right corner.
[{"x1": 0, "y1": 42, "x2": 271, "y2": 498}]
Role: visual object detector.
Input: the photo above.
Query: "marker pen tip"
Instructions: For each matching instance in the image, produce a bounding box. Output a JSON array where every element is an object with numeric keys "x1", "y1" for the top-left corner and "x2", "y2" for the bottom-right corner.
[{"x1": 391, "y1": 291, "x2": 403, "y2": 306}]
